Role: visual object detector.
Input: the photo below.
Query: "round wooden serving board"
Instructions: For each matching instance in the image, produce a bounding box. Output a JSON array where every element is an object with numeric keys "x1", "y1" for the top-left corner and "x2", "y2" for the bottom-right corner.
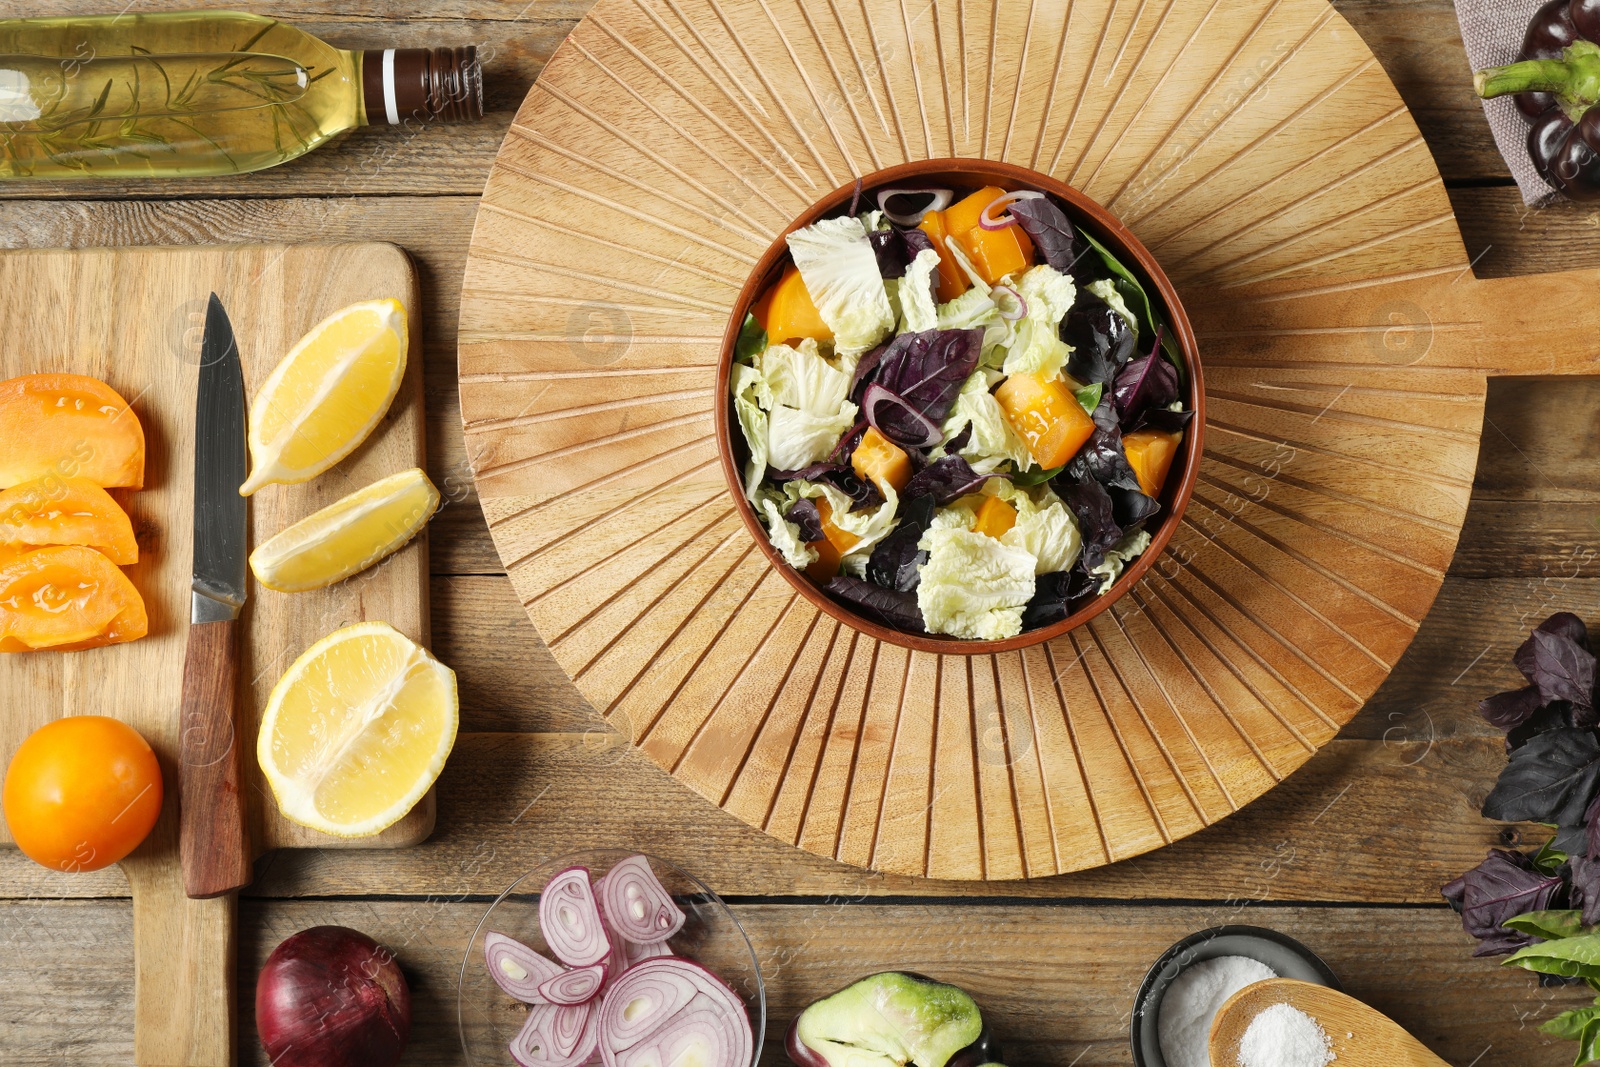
[{"x1": 459, "y1": 0, "x2": 1600, "y2": 880}]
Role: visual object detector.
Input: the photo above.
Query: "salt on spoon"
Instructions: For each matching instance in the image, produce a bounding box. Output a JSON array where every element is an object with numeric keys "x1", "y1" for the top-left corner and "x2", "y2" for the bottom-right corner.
[
  {"x1": 1208, "y1": 978, "x2": 1451, "y2": 1067},
  {"x1": 1157, "y1": 955, "x2": 1277, "y2": 1067}
]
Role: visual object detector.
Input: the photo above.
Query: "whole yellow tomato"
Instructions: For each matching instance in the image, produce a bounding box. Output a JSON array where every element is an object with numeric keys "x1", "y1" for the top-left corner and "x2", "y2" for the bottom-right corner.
[{"x1": 3, "y1": 716, "x2": 163, "y2": 872}]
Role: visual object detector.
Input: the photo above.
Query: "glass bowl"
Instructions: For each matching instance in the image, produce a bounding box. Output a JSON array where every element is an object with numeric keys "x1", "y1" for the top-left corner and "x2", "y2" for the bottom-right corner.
[{"x1": 458, "y1": 848, "x2": 766, "y2": 1067}]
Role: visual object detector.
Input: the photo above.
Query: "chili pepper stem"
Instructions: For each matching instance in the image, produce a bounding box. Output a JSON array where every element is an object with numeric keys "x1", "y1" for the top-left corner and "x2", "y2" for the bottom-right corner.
[{"x1": 1476, "y1": 42, "x2": 1600, "y2": 120}]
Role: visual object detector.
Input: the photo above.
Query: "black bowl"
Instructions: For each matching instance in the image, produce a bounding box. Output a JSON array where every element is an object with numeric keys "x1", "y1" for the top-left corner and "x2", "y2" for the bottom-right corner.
[{"x1": 1130, "y1": 925, "x2": 1340, "y2": 1067}]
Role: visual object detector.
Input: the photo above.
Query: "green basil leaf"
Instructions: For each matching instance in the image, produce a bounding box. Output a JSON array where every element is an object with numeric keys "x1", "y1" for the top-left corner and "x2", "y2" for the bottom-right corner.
[
  {"x1": 1075, "y1": 382, "x2": 1103, "y2": 414},
  {"x1": 1010, "y1": 464, "x2": 1065, "y2": 487},
  {"x1": 1506, "y1": 909, "x2": 1591, "y2": 941},
  {"x1": 1536, "y1": 835, "x2": 1572, "y2": 874},
  {"x1": 734, "y1": 313, "x2": 766, "y2": 364},
  {"x1": 1078, "y1": 228, "x2": 1184, "y2": 373},
  {"x1": 1507, "y1": 933, "x2": 1600, "y2": 979},
  {"x1": 1545, "y1": 1005, "x2": 1600, "y2": 1041},
  {"x1": 1577, "y1": 1015, "x2": 1600, "y2": 1066}
]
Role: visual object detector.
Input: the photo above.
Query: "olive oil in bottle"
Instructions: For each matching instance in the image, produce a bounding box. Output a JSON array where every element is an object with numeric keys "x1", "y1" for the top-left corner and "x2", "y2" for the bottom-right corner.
[{"x1": 0, "y1": 10, "x2": 482, "y2": 179}]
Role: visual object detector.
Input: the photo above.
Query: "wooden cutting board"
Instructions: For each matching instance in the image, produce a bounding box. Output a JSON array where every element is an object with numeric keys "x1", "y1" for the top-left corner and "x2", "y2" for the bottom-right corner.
[
  {"x1": 458, "y1": 0, "x2": 1600, "y2": 882},
  {"x1": 0, "y1": 242, "x2": 429, "y2": 1066}
]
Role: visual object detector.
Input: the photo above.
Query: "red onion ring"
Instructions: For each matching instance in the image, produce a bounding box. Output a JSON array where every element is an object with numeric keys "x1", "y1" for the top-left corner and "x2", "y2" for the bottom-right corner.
[
  {"x1": 991, "y1": 285, "x2": 1027, "y2": 322},
  {"x1": 540, "y1": 867, "x2": 613, "y2": 968},
  {"x1": 875, "y1": 187, "x2": 953, "y2": 227},
  {"x1": 862, "y1": 383, "x2": 941, "y2": 450},
  {"x1": 596, "y1": 855, "x2": 687, "y2": 945},
  {"x1": 487, "y1": 932, "x2": 565, "y2": 1003},
  {"x1": 978, "y1": 190, "x2": 1045, "y2": 230},
  {"x1": 511, "y1": 1001, "x2": 599, "y2": 1067},
  {"x1": 539, "y1": 963, "x2": 608, "y2": 1006},
  {"x1": 597, "y1": 958, "x2": 752, "y2": 1067}
]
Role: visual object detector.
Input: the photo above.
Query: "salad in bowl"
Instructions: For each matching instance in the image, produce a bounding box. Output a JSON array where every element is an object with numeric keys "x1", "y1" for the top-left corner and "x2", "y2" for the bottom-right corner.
[{"x1": 720, "y1": 161, "x2": 1200, "y2": 649}]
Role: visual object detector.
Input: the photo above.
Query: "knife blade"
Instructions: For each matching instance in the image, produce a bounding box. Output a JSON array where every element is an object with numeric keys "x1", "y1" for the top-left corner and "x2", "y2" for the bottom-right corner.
[{"x1": 179, "y1": 292, "x2": 253, "y2": 900}]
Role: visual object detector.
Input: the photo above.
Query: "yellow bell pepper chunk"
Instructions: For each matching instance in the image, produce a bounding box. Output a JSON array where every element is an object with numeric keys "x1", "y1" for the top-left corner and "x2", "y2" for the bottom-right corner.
[
  {"x1": 972, "y1": 496, "x2": 1018, "y2": 539},
  {"x1": 994, "y1": 372, "x2": 1096, "y2": 469},
  {"x1": 766, "y1": 265, "x2": 832, "y2": 346},
  {"x1": 945, "y1": 186, "x2": 1036, "y2": 286},
  {"x1": 804, "y1": 497, "x2": 861, "y2": 582},
  {"x1": 850, "y1": 427, "x2": 912, "y2": 498},
  {"x1": 1123, "y1": 429, "x2": 1182, "y2": 498}
]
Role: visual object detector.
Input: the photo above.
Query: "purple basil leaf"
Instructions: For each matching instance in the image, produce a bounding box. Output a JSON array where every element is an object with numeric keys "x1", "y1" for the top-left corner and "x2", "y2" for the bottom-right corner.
[
  {"x1": 1554, "y1": 823, "x2": 1590, "y2": 859},
  {"x1": 1113, "y1": 344, "x2": 1180, "y2": 422},
  {"x1": 1441, "y1": 849, "x2": 1565, "y2": 957},
  {"x1": 866, "y1": 494, "x2": 936, "y2": 593},
  {"x1": 1587, "y1": 790, "x2": 1600, "y2": 860},
  {"x1": 829, "y1": 421, "x2": 868, "y2": 466},
  {"x1": 1571, "y1": 853, "x2": 1600, "y2": 926},
  {"x1": 943, "y1": 424, "x2": 973, "y2": 455},
  {"x1": 770, "y1": 463, "x2": 882, "y2": 512},
  {"x1": 867, "y1": 227, "x2": 936, "y2": 281},
  {"x1": 850, "y1": 347, "x2": 888, "y2": 406},
  {"x1": 1009, "y1": 196, "x2": 1081, "y2": 272},
  {"x1": 1516, "y1": 629, "x2": 1597, "y2": 716},
  {"x1": 1109, "y1": 485, "x2": 1161, "y2": 531},
  {"x1": 1517, "y1": 613, "x2": 1594, "y2": 679},
  {"x1": 1063, "y1": 296, "x2": 1137, "y2": 386},
  {"x1": 1481, "y1": 727, "x2": 1600, "y2": 826},
  {"x1": 874, "y1": 328, "x2": 984, "y2": 430},
  {"x1": 1065, "y1": 397, "x2": 1141, "y2": 492},
  {"x1": 1480, "y1": 685, "x2": 1545, "y2": 732},
  {"x1": 1507, "y1": 702, "x2": 1573, "y2": 752},
  {"x1": 1056, "y1": 477, "x2": 1122, "y2": 569},
  {"x1": 902, "y1": 455, "x2": 999, "y2": 506},
  {"x1": 785, "y1": 499, "x2": 824, "y2": 543},
  {"x1": 824, "y1": 576, "x2": 925, "y2": 633},
  {"x1": 1022, "y1": 569, "x2": 1099, "y2": 630},
  {"x1": 1130, "y1": 407, "x2": 1195, "y2": 435}
]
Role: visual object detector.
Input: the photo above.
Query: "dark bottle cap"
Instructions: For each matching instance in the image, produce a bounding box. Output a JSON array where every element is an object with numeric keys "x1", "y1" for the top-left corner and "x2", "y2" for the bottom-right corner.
[{"x1": 361, "y1": 47, "x2": 483, "y2": 125}]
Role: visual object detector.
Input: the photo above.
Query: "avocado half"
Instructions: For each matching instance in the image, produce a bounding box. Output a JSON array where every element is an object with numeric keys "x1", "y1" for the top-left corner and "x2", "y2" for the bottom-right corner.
[{"x1": 785, "y1": 972, "x2": 1001, "y2": 1067}]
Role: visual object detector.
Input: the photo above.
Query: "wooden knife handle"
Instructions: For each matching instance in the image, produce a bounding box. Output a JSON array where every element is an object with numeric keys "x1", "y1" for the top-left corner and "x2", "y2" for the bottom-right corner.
[{"x1": 179, "y1": 617, "x2": 252, "y2": 899}]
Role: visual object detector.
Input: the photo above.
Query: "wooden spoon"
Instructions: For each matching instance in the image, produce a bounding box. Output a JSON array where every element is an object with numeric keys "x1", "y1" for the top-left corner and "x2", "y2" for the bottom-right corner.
[{"x1": 1208, "y1": 978, "x2": 1448, "y2": 1067}]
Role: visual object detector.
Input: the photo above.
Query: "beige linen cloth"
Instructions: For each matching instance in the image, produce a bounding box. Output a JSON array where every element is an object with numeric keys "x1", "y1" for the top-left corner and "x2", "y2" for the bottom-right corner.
[{"x1": 1453, "y1": 0, "x2": 1560, "y2": 205}]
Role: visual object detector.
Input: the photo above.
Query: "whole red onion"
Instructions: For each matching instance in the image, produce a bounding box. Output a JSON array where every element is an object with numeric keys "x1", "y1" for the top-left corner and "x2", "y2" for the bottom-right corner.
[{"x1": 255, "y1": 925, "x2": 411, "y2": 1067}]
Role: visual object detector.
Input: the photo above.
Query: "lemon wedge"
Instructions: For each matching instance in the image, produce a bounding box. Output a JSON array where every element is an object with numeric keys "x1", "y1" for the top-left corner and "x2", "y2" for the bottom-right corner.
[
  {"x1": 240, "y1": 299, "x2": 408, "y2": 496},
  {"x1": 249, "y1": 468, "x2": 440, "y2": 593},
  {"x1": 258, "y1": 621, "x2": 457, "y2": 838}
]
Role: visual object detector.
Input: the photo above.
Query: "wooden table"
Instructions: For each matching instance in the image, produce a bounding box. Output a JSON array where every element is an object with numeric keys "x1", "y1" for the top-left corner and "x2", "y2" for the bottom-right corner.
[{"x1": 0, "y1": 2, "x2": 1595, "y2": 1064}]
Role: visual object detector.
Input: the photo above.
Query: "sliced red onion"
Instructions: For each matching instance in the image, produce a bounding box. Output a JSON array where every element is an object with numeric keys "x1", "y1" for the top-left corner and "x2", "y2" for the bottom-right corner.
[
  {"x1": 598, "y1": 958, "x2": 752, "y2": 1067},
  {"x1": 991, "y1": 285, "x2": 1027, "y2": 322},
  {"x1": 978, "y1": 190, "x2": 1045, "y2": 230},
  {"x1": 512, "y1": 1001, "x2": 599, "y2": 1067},
  {"x1": 596, "y1": 856, "x2": 686, "y2": 945},
  {"x1": 541, "y1": 867, "x2": 613, "y2": 968},
  {"x1": 540, "y1": 963, "x2": 608, "y2": 1006},
  {"x1": 624, "y1": 940, "x2": 674, "y2": 966},
  {"x1": 487, "y1": 931, "x2": 565, "y2": 1004},
  {"x1": 862, "y1": 382, "x2": 941, "y2": 450},
  {"x1": 875, "y1": 187, "x2": 953, "y2": 227}
]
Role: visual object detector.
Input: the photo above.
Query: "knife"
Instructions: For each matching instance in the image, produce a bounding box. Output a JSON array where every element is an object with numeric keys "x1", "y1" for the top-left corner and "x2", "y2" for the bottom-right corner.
[{"x1": 179, "y1": 292, "x2": 253, "y2": 900}]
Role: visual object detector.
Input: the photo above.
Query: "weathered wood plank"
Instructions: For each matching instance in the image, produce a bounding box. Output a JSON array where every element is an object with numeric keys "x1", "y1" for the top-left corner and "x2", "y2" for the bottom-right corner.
[
  {"x1": 0, "y1": 729, "x2": 1524, "y2": 902},
  {"x1": 0, "y1": 898, "x2": 1582, "y2": 1066}
]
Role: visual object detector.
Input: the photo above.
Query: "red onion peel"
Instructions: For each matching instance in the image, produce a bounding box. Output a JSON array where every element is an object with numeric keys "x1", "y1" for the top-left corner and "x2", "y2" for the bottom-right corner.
[
  {"x1": 978, "y1": 190, "x2": 1045, "y2": 230},
  {"x1": 875, "y1": 187, "x2": 953, "y2": 227},
  {"x1": 256, "y1": 925, "x2": 410, "y2": 1067}
]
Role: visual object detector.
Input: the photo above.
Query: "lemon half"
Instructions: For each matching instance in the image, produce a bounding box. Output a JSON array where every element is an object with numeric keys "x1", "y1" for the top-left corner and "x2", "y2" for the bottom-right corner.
[
  {"x1": 258, "y1": 621, "x2": 457, "y2": 837},
  {"x1": 240, "y1": 299, "x2": 408, "y2": 496},
  {"x1": 250, "y1": 468, "x2": 440, "y2": 593}
]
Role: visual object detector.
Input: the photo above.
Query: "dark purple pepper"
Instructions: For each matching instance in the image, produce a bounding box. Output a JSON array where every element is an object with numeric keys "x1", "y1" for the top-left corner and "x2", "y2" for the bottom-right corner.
[{"x1": 1477, "y1": 0, "x2": 1600, "y2": 199}]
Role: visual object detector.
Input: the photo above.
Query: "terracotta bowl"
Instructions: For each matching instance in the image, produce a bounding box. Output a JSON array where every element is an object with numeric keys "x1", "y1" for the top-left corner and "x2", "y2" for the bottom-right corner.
[{"x1": 714, "y1": 158, "x2": 1204, "y2": 655}]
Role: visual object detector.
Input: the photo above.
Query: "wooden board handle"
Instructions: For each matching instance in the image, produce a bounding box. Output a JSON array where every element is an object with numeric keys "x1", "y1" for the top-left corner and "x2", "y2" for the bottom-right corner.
[
  {"x1": 179, "y1": 618, "x2": 252, "y2": 899},
  {"x1": 128, "y1": 863, "x2": 237, "y2": 1067}
]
